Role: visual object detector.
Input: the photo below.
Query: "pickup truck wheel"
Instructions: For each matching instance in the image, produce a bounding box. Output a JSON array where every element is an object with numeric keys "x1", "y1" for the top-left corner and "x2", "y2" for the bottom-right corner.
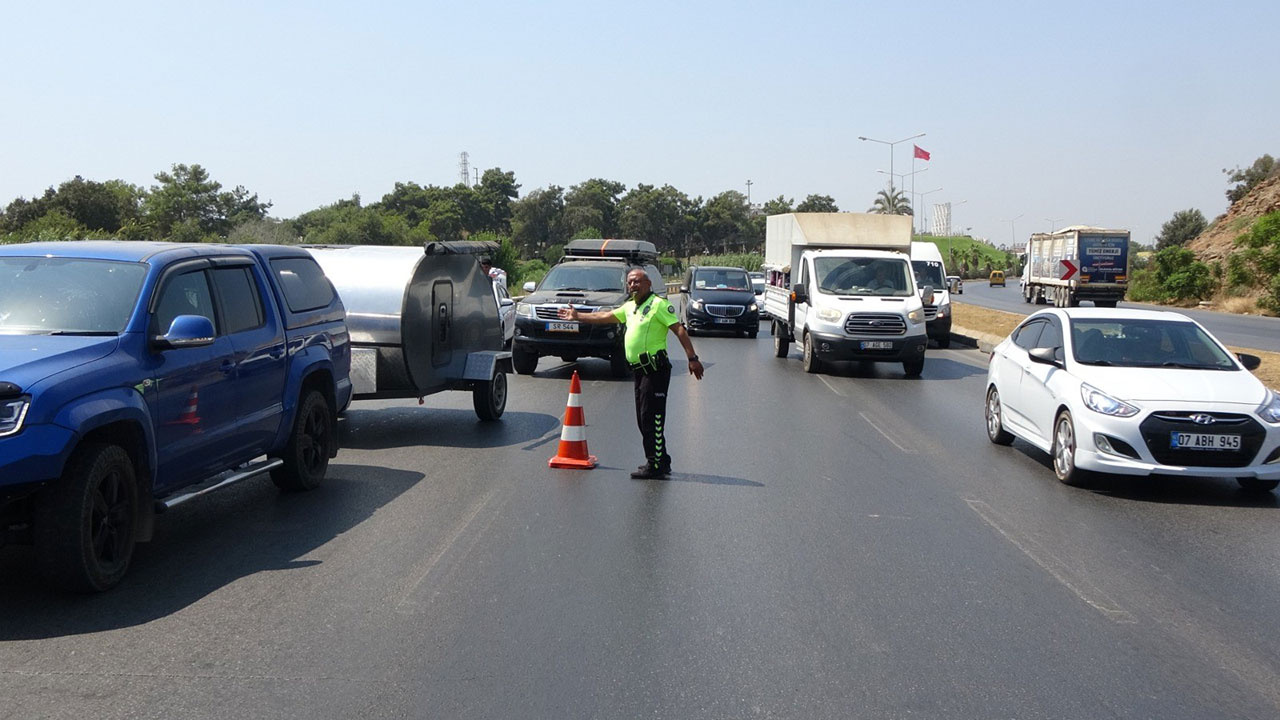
[
  {"x1": 473, "y1": 370, "x2": 508, "y2": 421},
  {"x1": 512, "y1": 347, "x2": 538, "y2": 375},
  {"x1": 271, "y1": 390, "x2": 332, "y2": 492},
  {"x1": 34, "y1": 443, "x2": 138, "y2": 592},
  {"x1": 902, "y1": 355, "x2": 925, "y2": 377},
  {"x1": 773, "y1": 323, "x2": 790, "y2": 358},
  {"x1": 802, "y1": 333, "x2": 822, "y2": 374},
  {"x1": 610, "y1": 350, "x2": 631, "y2": 378}
]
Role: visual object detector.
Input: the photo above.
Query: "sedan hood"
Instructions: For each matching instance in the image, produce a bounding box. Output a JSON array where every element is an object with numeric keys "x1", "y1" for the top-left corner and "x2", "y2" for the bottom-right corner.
[
  {"x1": 1073, "y1": 364, "x2": 1267, "y2": 406},
  {"x1": 0, "y1": 335, "x2": 120, "y2": 390}
]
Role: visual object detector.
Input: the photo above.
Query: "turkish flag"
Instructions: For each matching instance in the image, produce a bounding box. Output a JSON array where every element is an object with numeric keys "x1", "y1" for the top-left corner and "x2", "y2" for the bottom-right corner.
[{"x1": 913, "y1": 145, "x2": 931, "y2": 161}]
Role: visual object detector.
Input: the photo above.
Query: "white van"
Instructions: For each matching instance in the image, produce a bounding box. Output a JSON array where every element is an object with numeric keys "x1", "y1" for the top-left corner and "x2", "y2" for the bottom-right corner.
[{"x1": 910, "y1": 241, "x2": 952, "y2": 348}]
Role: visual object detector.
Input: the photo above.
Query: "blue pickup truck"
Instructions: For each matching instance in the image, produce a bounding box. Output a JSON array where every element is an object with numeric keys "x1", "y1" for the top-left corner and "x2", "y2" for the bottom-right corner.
[{"x1": 0, "y1": 241, "x2": 352, "y2": 591}]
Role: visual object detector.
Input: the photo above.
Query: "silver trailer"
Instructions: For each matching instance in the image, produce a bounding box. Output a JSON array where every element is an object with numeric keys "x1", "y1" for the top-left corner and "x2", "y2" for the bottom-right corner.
[{"x1": 304, "y1": 243, "x2": 512, "y2": 420}]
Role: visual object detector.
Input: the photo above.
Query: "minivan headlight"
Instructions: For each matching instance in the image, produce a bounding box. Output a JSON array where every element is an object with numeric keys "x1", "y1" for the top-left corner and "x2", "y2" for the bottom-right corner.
[
  {"x1": 1081, "y1": 383, "x2": 1139, "y2": 418},
  {"x1": 816, "y1": 307, "x2": 842, "y2": 323},
  {"x1": 1258, "y1": 389, "x2": 1280, "y2": 424},
  {"x1": 689, "y1": 299, "x2": 704, "y2": 311},
  {"x1": 0, "y1": 396, "x2": 30, "y2": 437}
]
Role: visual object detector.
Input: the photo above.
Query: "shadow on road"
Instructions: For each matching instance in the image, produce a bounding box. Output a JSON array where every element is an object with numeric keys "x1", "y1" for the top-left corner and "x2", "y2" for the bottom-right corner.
[
  {"x1": 0, "y1": 463, "x2": 421, "y2": 639},
  {"x1": 339, "y1": 409, "x2": 560, "y2": 451},
  {"x1": 1011, "y1": 442, "x2": 1280, "y2": 508}
]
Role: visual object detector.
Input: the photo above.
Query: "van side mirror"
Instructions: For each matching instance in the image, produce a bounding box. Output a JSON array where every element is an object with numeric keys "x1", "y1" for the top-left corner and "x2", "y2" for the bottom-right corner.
[
  {"x1": 921, "y1": 285, "x2": 935, "y2": 305},
  {"x1": 791, "y1": 284, "x2": 808, "y2": 304},
  {"x1": 1237, "y1": 352, "x2": 1262, "y2": 371}
]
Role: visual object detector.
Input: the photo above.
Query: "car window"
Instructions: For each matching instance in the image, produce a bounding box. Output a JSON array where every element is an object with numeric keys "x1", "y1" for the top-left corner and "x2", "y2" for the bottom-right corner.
[
  {"x1": 271, "y1": 257, "x2": 336, "y2": 312},
  {"x1": 1036, "y1": 319, "x2": 1062, "y2": 350},
  {"x1": 1012, "y1": 319, "x2": 1044, "y2": 350},
  {"x1": 154, "y1": 269, "x2": 217, "y2": 335},
  {"x1": 212, "y1": 266, "x2": 265, "y2": 335}
]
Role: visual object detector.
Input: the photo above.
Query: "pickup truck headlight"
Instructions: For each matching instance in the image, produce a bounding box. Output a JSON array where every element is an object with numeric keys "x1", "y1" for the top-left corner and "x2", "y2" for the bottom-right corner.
[
  {"x1": 1258, "y1": 389, "x2": 1280, "y2": 424},
  {"x1": 815, "y1": 307, "x2": 842, "y2": 323},
  {"x1": 516, "y1": 302, "x2": 535, "y2": 318},
  {"x1": 0, "y1": 396, "x2": 30, "y2": 438},
  {"x1": 1081, "y1": 383, "x2": 1139, "y2": 418},
  {"x1": 908, "y1": 308, "x2": 924, "y2": 324}
]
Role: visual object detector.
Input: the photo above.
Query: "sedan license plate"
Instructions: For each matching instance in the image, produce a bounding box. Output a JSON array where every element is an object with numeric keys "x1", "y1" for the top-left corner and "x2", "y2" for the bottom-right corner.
[
  {"x1": 714, "y1": 318, "x2": 736, "y2": 324},
  {"x1": 860, "y1": 341, "x2": 893, "y2": 350},
  {"x1": 1170, "y1": 432, "x2": 1241, "y2": 450},
  {"x1": 546, "y1": 322, "x2": 579, "y2": 332}
]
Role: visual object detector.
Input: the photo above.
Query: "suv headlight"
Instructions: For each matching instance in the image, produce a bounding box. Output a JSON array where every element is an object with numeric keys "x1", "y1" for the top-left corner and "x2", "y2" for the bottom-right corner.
[
  {"x1": 689, "y1": 299, "x2": 704, "y2": 311},
  {"x1": 748, "y1": 302, "x2": 758, "y2": 313},
  {"x1": 816, "y1": 307, "x2": 842, "y2": 323},
  {"x1": 908, "y1": 308, "x2": 924, "y2": 324},
  {"x1": 1258, "y1": 389, "x2": 1280, "y2": 424},
  {"x1": 516, "y1": 302, "x2": 535, "y2": 318},
  {"x1": 1081, "y1": 383, "x2": 1139, "y2": 418},
  {"x1": 0, "y1": 396, "x2": 30, "y2": 438}
]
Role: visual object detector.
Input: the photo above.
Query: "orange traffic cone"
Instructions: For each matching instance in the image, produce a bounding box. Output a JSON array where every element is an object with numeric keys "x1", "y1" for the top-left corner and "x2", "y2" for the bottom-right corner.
[
  {"x1": 170, "y1": 386, "x2": 202, "y2": 432},
  {"x1": 549, "y1": 371, "x2": 597, "y2": 469}
]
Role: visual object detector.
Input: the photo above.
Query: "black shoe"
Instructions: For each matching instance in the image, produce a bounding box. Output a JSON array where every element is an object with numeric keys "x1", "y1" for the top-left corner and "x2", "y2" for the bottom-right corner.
[{"x1": 630, "y1": 466, "x2": 669, "y2": 479}]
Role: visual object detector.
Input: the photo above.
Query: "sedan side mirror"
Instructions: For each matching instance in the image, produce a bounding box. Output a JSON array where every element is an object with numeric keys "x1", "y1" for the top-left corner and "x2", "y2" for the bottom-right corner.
[
  {"x1": 1237, "y1": 352, "x2": 1262, "y2": 371},
  {"x1": 1028, "y1": 346, "x2": 1064, "y2": 368}
]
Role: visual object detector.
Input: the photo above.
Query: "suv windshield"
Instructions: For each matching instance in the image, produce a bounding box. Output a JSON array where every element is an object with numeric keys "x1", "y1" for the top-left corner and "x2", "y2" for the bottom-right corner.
[
  {"x1": 693, "y1": 268, "x2": 750, "y2": 291},
  {"x1": 539, "y1": 264, "x2": 627, "y2": 292},
  {"x1": 0, "y1": 257, "x2": 147, "y2": 334},
  {"x1": 912, "y1": 260, "x2": 945, "y2": 291},
  {"x1": 814, "y1": 257, "x2": 912, "y2": 297},
  {"x1": 1070, "y1": 318, "x2": 1238, "y2": 369}
]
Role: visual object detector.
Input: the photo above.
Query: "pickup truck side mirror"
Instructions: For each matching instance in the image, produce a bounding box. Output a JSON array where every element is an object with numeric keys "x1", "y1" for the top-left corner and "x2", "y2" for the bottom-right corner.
[
  {"x1": 791, "y1": 284, "x2": 808, "y2": 304},
  {"x1": 153, "y1": 314, "x2": 216, "y2": 350},
  {"x1": 920, "y1": 285, "x2": 935, "y2": 305},
  {"x1": 1237, "y1": 352, "x2": 1262, "y2": 371},
  {"x1": 1028, "y1": 346, "x2": 1064, "y2": 369},
  {"x1": 522, "y1": 281, "x2": 537, "y2": 294}
]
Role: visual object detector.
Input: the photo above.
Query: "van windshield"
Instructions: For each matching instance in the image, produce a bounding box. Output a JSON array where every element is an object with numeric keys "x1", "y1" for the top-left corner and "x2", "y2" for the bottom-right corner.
[
  {"x1": 693, "y1": 268, "x2": 750, "y2": 291},
  {"x1": 814, "y1": 257, "x2": 912, "y2": 297},
  {"x1": 912, "y1": 260, "x2": 945, "y2": 290}
]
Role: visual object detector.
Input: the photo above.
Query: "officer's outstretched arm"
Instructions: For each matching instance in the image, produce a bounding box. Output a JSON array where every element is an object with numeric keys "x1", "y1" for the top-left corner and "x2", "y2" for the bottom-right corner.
[{"x1": 558, "y1": 305, "x2": 620, "y2": 324}]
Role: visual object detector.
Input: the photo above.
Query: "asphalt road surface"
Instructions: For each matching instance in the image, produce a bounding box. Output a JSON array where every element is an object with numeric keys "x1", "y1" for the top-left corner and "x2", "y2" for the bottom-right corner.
[
  {"x1": 5, "y1": 329, "x2": 1280, "y2": 719},
  {"x1": 959, "y1": 280, "x2": 1280, "y2": 352}
]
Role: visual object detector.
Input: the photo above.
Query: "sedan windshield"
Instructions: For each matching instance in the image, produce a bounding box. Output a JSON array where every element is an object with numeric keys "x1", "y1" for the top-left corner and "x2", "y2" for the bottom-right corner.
[
  {"x1": 1070, "y1": 318, "x2": 1238, "y2": 369},
  {"x1": 814, "y1": 257, "x2": 912, "y2": 297},
  {"x1": 539, "y1": 265, "x2": 626, "y2": 292},
  {"x1": 0, "y1": 257, "x2": 147, "y2": 334}
]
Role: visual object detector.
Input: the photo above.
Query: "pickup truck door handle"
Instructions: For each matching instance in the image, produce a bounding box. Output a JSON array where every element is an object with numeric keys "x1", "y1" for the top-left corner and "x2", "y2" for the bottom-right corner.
[
  {"x1": 269, "y1": 348, "x2": 286, "y2": 360},
  {"x1": 220, "y1": 360, "x2": 236, "y2": 374}
]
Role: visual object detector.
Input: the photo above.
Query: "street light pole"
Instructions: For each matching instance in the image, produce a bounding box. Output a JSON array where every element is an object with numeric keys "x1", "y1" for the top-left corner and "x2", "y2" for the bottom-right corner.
[
  {"x1": 746, "y1": 179, "x2": 753, "y2": 208},
  {"x1": 859, "y1": 132, "x2": 925, "y2": 196},
  {"x1": 917, "y1": 187, "x2": 943, "y2": 236},
  {"x1": 1044, "y1": 218, "x2": 1061, "y2": 232},
  {"x1": 1009, "y1": 214, "x2": 1024, "y2": 248}
]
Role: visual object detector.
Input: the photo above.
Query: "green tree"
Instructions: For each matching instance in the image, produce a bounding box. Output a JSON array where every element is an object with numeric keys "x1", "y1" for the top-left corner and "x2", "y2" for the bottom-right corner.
[
  {"x1": 795, "y1": 194, "x2": 838, "y2": 213},
  {"x1": 760, "y1": 195, "x2": 794, "y2": 217},
  {"x1": 564, "y1": 178, "x2": 625, "y2": 237},
  {"x1": 1154, "y1": 208, "x2": 1207, "y2": 249},
  {"x1": 474, "y1": 168, "x2": 520, "y2": 233},
  {"x1": 228, "y1": 218, "x2": 298, "y2": 245},
  {"x1": 143, "y1": 163, "x2": 270, "y2": 239},
  {"x1": 698, "y1": 190, "x2": 752, "y2": 254},
  {"x1": 511, "y1": 186, "x2": 566, "y2": 254},
  {"x1": 1224, "y1": 154, "x2": 1278, "y2": 204},
  {"x1": 1152, "y1": 246, "x2": 1215, "y2": 301},
  {"x1": 617, "y1": 184, "x2": 698, "y2": 254},
  {"x1": 868, "y1": 189, "x2": 912, "y2": 216}
]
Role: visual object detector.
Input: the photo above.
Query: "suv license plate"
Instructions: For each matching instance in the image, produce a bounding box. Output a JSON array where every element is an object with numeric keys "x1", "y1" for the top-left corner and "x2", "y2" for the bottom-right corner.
[
  {"x1": 1170, "y1": 432, "x2": 1241, "y2": 450},
  {"x1": 546, "y1": 322, "x2": 579, "y2": 332},
  {"x1": 860, "y1": 341, "x2": 893, "y2": 350},
  {"x1": 714, "y1": 318, "x2": 736, "y2": 324}
]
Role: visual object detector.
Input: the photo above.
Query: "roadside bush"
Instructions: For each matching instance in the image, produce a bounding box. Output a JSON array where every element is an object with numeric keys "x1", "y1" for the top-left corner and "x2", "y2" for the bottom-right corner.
[
  {"x1": 693, "y1": 253, "x2": 763, "y2": 272},
  {"x1": 1152, "y1": 246, "x2": 1215, "y2": 301},
  {"x1": 1125, "y1": 268, "x2": 1165, "y2": 302}
]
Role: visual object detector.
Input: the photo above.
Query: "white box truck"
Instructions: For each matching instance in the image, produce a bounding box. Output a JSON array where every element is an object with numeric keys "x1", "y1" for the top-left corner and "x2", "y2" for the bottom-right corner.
[
  {"x1": 1021, "y1": 226, "x2": 1129, "y2": 307},
  {"x1": 763, "y1": 213, "x2": 930, "y2": 376}
]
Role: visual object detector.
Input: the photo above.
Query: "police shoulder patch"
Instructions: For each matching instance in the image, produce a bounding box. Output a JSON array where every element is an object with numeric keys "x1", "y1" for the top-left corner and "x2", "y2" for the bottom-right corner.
[{"x1": 667, "y1": 305, "x2": 675, "y2": 313}]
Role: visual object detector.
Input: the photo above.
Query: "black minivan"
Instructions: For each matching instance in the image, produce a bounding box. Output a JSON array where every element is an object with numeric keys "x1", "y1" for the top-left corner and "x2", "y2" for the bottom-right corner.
[{"x1": 680, "y1": 265, "x2": 759, "y2": 337}]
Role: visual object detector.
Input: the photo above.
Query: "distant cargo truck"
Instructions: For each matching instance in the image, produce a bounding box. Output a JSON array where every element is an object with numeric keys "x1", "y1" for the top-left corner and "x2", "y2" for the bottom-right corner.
[{"x1": 1021, "y1": 226, "x2": 1129, "y2": 308}]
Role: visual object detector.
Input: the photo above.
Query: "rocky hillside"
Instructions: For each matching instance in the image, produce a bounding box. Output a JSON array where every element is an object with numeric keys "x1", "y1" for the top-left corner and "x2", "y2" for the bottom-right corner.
[{"x1": 1188, "y1": 174, "x2": 1280, "y2": 263}]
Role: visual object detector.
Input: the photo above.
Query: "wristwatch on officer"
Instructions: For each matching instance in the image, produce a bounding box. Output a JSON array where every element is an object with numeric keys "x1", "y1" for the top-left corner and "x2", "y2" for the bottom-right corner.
[{"x1": 688, "y1": 356, "x2": 699, "y2": 363}]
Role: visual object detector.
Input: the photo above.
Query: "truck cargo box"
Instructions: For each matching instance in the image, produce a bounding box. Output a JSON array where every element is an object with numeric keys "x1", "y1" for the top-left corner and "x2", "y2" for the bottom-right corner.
[{"x1": 765, "y1": 213, "x2": 912, "y2": 271}]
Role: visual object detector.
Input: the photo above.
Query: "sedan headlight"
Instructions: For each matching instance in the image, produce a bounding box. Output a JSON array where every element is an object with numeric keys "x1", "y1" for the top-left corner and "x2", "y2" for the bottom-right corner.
[
  {"x1": 0, "y1": 396, "x2": 30, "y2": 438},
  {"x1": 516, "y1": 303, "x2": 535, "y2": 318},
  {"x1": 908, "y1": 308, "x2": 924, "y2": 324},
  {"x1": 1080, "y1": 383, "x2": 1139, "y2": 418},
  {"x1": 816, "y1": 307, "x2": 842, "y2": 323},
  {"x1": 1258, "y1": 389, "x2": 1280, "y2": 424}
]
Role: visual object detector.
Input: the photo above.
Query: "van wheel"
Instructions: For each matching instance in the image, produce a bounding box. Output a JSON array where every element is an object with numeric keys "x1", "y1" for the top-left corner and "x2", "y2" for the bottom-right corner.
[
  {"x1": 802, "y1": 333, "x2": 822, "y2": 374},
  {"x1": 773, "y1": 323, "x2": 790, "y2": 358},
  {"x1": 271, "y1": 390, "x2": 332, "y2": 492},
  {"x1": 902, "y1": 355, "x2": 925, "y2": 377},
  {"x1": 35, "y1": 443, "x2": 138, "y2": 592},
  {"x1": 610, "y1": 350, "x2": 631, "y2": 378},
  {"x1": 985, "y1": 387, "x2": 1014, "y2": 445},
  {"x1": 513, "y1": 347, "x2": 538, "y2": 375},
  {"x1": 473, "y1": 371, "x2": 507, "y2": 421},
  {"x1": 747, "y1": 329, "x2": 758, "y2": 339},
  {"x1": 934, "y1": 334, "x2": 951, "y2": 349}
]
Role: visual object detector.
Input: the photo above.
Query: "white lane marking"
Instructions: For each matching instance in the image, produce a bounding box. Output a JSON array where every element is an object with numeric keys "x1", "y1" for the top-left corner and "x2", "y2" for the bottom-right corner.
[
  {"x1": 818, "y1": 375, "x2": 844, "y2": 397},
  {"x1": 966, "y1": 499, "x2": 1135, "y2": 623},
  {"x1": 858, "y1": 411, "x2": 913, "y2": 454},
  {"x1": 395, "y1": 487, "x2": 499, "y2": 609}
]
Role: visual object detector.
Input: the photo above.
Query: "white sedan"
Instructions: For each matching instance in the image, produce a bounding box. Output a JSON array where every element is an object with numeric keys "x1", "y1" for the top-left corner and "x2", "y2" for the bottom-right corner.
[{"x1": 984, "y1": 308, "x2": 1280, "y2": 491}]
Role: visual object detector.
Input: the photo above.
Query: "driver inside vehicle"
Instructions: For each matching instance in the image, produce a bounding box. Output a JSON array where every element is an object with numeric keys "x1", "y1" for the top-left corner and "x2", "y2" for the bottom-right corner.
[{"x1": 868, "y1": 263, "x2": 898, "y2": 291}]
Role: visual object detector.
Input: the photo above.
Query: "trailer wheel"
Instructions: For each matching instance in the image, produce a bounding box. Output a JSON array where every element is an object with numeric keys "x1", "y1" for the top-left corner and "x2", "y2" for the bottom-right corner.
[
  {"x1": 271, "y1": 390, "x2": 332, "y2": 492},
  {"x1": 773, "y1": 322, "x2": 790, "y2": 358},
  {"x1": 34, "y1": 443, "x2": 138, "y2": 592},
  {"x1": 473, "y1": 370, "x2": 507, "y2": 421},
  {"x1": 513, "y1": 347, "x2": 538, "y2": 375}
]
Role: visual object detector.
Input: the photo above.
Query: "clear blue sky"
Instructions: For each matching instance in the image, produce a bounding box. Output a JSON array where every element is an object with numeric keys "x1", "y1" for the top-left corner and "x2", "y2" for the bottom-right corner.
[{"x1": 4, "y1": 0, "x2": 1278, "y2": 247}]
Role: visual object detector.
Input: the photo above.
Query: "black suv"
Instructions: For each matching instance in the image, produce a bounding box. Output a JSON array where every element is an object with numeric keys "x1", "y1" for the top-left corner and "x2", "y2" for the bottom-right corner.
[
  {"x1": 513, "y1": 239, "x2": 664, "y2": 377},
  {"x1": 680, "y1": 265, "x2": 759, "y2": 338}
]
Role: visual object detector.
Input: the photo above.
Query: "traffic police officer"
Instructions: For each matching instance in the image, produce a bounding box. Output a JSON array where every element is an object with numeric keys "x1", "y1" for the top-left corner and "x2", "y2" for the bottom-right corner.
[{"x1": 559, "y1": 268, "x2": 704, "y2": 478}]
